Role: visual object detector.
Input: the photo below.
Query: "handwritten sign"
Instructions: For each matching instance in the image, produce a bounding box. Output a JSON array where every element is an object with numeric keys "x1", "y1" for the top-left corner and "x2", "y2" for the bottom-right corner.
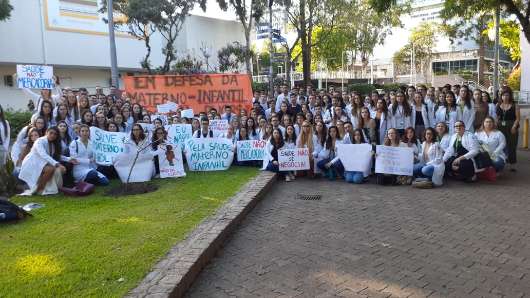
[
  {"x1": 123, "y1": 74, "x2": 253, "y2": 114},
  {"x1": 209, "y1": 119, "x2": 229, "y2": 137},
  {"x1": 17, "y1": 65, "x2": 54, "y2": 89},
  {"x1": 237, "y1": 140, "x2": 266, "y2": 161},
  {"x1": 278, "y1": 148, "x2": 310, "y2": 171},
  {"x1": 157, "y1": 102, "x2": 178, "y2": 114},
  {"x1": 114, "y1": 149, "x2": 154, "y2": 183},
  {"x1": 337, "y1": 144, "x2": 372, "y2": 173},
  {"x1": 138, "y1": 123, "x2": 154, "y2": 134},
  {"x1": 159, "y1": 145, "x2": 186, "y2": 178},
  {"x1": 181, "y1": 109, "x2": 194, "y2": 118},
  {"x1": 166, "y1": 124, "x2": 193, "y2": 149},
  {"x1": 89, "y1": 127, "x2": 127, "y2": 166},
  {"x1": 150, "y1": 114, "x2": 168, "y2": 126},
  {"x1": 375, "y1": 145, "x2": 414, "y2": 176},
  {"x1": 184, "y1": 138, "x2": 234, "y2": 171}
]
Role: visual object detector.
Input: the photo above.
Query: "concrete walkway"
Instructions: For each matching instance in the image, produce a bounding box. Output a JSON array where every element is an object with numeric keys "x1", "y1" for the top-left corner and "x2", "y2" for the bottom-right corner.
[{"x1": 187, "y1": 151, "x2": 530, "y2": 298}]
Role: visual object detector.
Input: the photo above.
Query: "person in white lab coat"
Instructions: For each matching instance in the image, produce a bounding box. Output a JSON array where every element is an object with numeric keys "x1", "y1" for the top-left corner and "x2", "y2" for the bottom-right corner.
[
  {"x1": 458, "y1": 86, "x2": 476, "y2": 133},
  {"x1": 19, "y1": 127, "x2": 79, "y2": 195},
  {"x1": 443, "y1": 121, "x2": 480, "y2": 181},
  {"x1": 388, "y1": 91, "x2": 413, "y2": 136},
  {"x1": 69, "y1": 124, "x2": 109, "y2": 186},
  {"x1": 435, "y1": 91, "x2": 460, "y2": 135},
  {"x1": 0, "y1": 104, "x2": 10, "y2": 166},
  {"x1": 435, "y1": 122, "x2": 451, "y2": 153},
  {"x1": 413, "y1": 127, "x2": 445, "y2": 186},
  {"x1": 475, "y1": 116, "x2": 506, "y2": 173},
  {"x1": 316, "y1": 126, "x2": 344, "y2": 180}
]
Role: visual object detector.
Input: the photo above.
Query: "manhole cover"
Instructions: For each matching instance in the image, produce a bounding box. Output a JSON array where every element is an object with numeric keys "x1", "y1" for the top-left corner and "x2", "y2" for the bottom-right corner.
[{"x1": 295, "y1": 193, "x2": 322, "y2": 200}]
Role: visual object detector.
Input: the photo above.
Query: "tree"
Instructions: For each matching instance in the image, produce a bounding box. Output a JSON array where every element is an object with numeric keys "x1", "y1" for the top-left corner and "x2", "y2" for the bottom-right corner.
[
  {"x1": 485, "y1": 20, "x2": 521, "y2": 63},
  {"x1": 370, "y1": 0, "x2": 530, "y2": 45},
  {"x1": 393, "y1": 22, "x2": 438, "y2": 77},
  {"x1": 216, "y1": 0, "x2": 266, "y2": 74},
  {"x1": 101, "y1": 0, "x2": 206, "y2": 73},
  {"x1": 0, "y1": 0, "x2": 13, "y2": 21},
  {"x1": 218, "y1": 42, "x2": 254, "y2": 72}
]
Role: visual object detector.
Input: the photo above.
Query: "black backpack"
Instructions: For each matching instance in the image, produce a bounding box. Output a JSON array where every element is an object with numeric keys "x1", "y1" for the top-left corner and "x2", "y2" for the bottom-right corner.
[{"x1": 0, "y1": 199, "x2": 32, "y2": 222}]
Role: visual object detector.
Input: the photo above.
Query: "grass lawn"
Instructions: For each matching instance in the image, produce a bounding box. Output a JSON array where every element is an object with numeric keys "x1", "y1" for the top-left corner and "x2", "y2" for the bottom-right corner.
[{"x1": 0, "y1": 167, "x2": 258, "y2": 298}]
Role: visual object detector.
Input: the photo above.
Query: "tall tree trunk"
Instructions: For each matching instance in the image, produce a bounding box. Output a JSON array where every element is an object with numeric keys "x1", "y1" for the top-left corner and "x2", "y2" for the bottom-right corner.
[
  {"x1": 244, "y1": 27, "x2": 252, "y2": 74},
  {"x1": 143, "y1": 34, "x2": 152, "y2": 74},
  {"x1": 477, "y1": 35, "x2": 486, "y2": 86},
  {"x1": 299, "y1": 0, "x2": 312, "y2": 86}
]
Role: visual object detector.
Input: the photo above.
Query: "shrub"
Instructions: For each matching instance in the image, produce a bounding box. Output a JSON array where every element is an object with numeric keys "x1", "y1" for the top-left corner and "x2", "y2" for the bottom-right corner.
[
  {"x1": 5, "y1": 109, "x2": 32, "y2": 140},
  {"x1": 507, "y1": 67, "x2": 521, "y2": 91}
]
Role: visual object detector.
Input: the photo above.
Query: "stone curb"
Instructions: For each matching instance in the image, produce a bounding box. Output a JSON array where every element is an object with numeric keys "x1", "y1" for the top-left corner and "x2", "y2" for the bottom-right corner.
[{"x1": 126, "y1": 171, "x2": 277, "y2": 298}]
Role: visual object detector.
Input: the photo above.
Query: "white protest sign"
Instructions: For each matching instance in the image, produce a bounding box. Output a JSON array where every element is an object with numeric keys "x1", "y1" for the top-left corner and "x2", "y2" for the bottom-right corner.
[
  {"x1": 138, "y1": 123, "x2": 154, "y2": 134},
  {"x1": 157, "y1": 102, "x2": 178, "y2": 114},
  {"x1": 181, "y1": 109, "x2": 194, "y2": 118},
  {"x1": 236, "y1": 140, "x2": 266, "y2": 161},
  {"x1": 375, "y1": 145, "x2": 414, "y2": 176},
  {"x1": 278, "y1": 148, "x2": 310, "y2": 171},
  {"x1": 185, "y1": 138, "x2": 234, "y2": 171},
  {"x1": 114, "y1": 149, "x2": 154, "y2": 183},
  {"x1": 209, "y1": 120, "x2": 229, "y2": 137},
  {"x1": 89, "y1": 127, "x2": 127, "y2": 166},
  {"x1": 17, "y1": 65, "x2": 54, "y2": 89},
  {"x1": 337, "y1": 144, "x2": 372, "y2": 173},
  {"x1": 159, "y1": 145, "x2": 186, "y2": 178},
  {"x1": 166, "y1": 124, "x2": 193, "y2": 149}
]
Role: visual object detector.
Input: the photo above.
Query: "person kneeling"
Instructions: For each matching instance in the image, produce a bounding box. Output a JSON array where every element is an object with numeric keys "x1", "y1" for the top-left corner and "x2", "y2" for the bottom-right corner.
[
  {"x1": 443, "y1": 121, "x2": 479, "y2": 182},
  {"x1": 69, "y1": 124, "x2": 109, "y2": 186}
]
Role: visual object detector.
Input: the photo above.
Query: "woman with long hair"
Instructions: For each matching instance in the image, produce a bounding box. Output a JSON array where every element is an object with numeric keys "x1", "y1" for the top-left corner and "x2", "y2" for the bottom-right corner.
[
  {"x1": 413, "y1": 127, "x2": 445, "y2": 186},
  {"x1": 69, "y1": 124, "x2": 109, "y2": 186},
  {"x1": 316, "y1": 126, "x2": 344, "y2": 180},
  {"x1": 435, "y1": 91, "x2": 460, "y2": 135},
  {"x1": 411, "y1": 92, "x2": 430, "y2": 139},
  {"x1": 475, "y1": 116, "x2": 506, "y2": 173},
  {"x1": 343, "y1": 128, "x2": 370, "y2": 184},
  {"x1": 472, "y1": 89, "x2": 489, "y2": 131},
  {"x1": 358, "y1": 107, "x2": 377, "y2": 144},
  {"x1": 11, "y1": 116, "x2": 46, "y2": 164},
  {"x1": 458, "y1": 85, "x2": 476, "y2": 132},
  {"x1": 13, "y1": 128, "x2": 40, "y2": 178},
  {"x1": 262, "y1": 128, "x2": 290, "y2": 181},
  {"x1": 496, "y1": 88, "x2": 520, "y2": 171},
  {"x1": 31, "y1": 100, "x2": 53, "y2": 127},
  {"x1": 376, "y1": 128, "x2": 407, "y2": 186},
  {"x1": 132, "y1": 103, "x2": 144, "y2": 123},
  {"x1": 402, "y1": 127, "x2": 421, "y2": 161},
  {"x1": 389, "y1": 91, "x2": 413, "y2": 136},
  {"x1": 19, "y1": 127, "x2": 78, "y2": 195},
  {"x1": 151, "y1": 127, "x2": 168, "y2": 177},
  {"x1": 435, "y1": 121, "x2": 451, "y2": 153},
  {"x1": 296, "y1": 120, "x2": 315, "y2": 177},
  {"x1": 482, "y1": 91, "x2": 497, "y2": 119},
  {"x1": 77, "y1": 95, "x2": 91, "y2": 119},
  {"x1": 81, "y1": 110, "x2": 94, "y2": 127},
  {"x1": 94, "y1": 112, "x2": 107, "y2": 130},
  {"x1": 374, "y1": 99, "x2": 388, "y2": 145},
  {"x1": 246, "y1": 117, "x2": 259, "y2": 140}
]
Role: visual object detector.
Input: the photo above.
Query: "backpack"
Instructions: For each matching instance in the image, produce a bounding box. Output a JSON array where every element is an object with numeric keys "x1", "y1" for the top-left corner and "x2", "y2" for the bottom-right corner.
[{"x1": 0, "y1": 199, "x2": 32, "y2": 222}]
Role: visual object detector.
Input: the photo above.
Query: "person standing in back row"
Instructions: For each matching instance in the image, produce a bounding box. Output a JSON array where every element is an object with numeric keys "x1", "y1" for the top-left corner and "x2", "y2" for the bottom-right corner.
[{"x1": 496, "y1": 88, "x2": 520, "y2": 172}]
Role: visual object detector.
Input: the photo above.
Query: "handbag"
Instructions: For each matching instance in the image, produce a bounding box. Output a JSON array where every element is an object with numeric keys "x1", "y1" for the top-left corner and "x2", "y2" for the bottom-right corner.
[
  {"x1": 60, "y1": 181, "x2": 95, "y2": 197},
  {"x1": 477, "y1": 166, "x2": 496, "y2": 182}
]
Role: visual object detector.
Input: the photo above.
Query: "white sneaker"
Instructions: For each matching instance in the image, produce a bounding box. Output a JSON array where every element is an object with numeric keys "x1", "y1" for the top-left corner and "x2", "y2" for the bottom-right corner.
[
  {"x1": 285, "y1": 175, "x2": 292, "y2": 182},
  {"x1": 290, "y1": 173, "x2": 296, "y2": 180}
]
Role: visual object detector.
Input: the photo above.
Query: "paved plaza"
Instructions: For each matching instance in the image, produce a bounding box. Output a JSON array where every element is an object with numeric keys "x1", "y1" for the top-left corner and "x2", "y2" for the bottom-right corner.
[{"x1": 187, "y1": 150, "x2": 530, "y2": 298}]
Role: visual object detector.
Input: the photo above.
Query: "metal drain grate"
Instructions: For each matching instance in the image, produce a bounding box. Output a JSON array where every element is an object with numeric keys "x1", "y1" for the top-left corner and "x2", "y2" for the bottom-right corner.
[{"x1": 296, "y1": 193, "x2": 322, "y2": 201}]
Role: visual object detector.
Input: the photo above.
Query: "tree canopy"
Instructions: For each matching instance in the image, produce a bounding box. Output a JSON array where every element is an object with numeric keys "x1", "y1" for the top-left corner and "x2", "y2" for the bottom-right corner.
[{"x1": 0, "y1": 0, "x2": 13, "y2": 21}]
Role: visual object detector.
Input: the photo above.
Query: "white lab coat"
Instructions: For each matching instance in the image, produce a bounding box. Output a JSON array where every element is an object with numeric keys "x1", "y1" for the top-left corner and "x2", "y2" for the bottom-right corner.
[
  {"x1": 459, "y1": 104, "x2": 475, "y2": 133},
  {"x1": 261, "y1": 141, "x2": 286, "y2": 170},
  {"x1": 0, "y1": 120, "x2": 10, "y2": 156},
  {"x1": 388, "y1": 104, "x2": 413, "y2": 130},
  {"x1": 435, "y1": 107, "x2": 460, "y2": 135},
  {"x1": 443, "y1": 132, "x2": 480, "y2": 170},
  {"x1": 412, "y1": 104, "x2": 431, "y2": 129},
  {"x1": 425, "y1": 98, "x2": 436, "y2": 127},
  {"x1": 418, "y1": 141, "x2": 445, "y2": 186},
  {"x1": 23, "y1": 86, "x2": 63, "y2": 113},
  {"x1": 19, "y1": 136, "x2": 68, "y2": 193},
  {"x1": 474, "y1": 130, "x2": 506, "y2": 162},
  {"x1": 377, "y1": 112, "x2": 388, "y2": 145},
  {"x1": 69, "y1": 139, "x2": 104, "y2": 182},
  {"x1": 438, "y1": 134, "x2": 451, "y2": 153}
]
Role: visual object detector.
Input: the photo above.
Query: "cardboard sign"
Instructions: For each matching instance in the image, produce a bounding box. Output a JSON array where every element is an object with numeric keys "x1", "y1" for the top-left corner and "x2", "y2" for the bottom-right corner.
[
  {"x1": 375, "y1": 145, "x2": 414, "y2": 176},
  {"x1": 114, "y1": 149, "x2": 154, "y2": 183},
  {"x1": 157, "y1": 102, "x2": 178, "y2": 114},
  {"x1": 89, "y1": 127, "x2": 127, "y2": 166},
  {"x1": 236, "y1": 140, "x2": 266, "y2": 161},
  {"x1": 337, "y1": 144, "x2": 372, "y2": 172},
  {"x1": 159, "y1": 145, "x2": 186, "y2": 178},
  {"x1": 166, "y1": 124, "x2": 193, "y2": 149},
  {"x1": 123, "y1": 74, "x2": 253, "y2": 114},
  {"x1": 209, "y1": 120, "x2": 229, "y2": 137},
  {"x1": 17, "y1": 65, "x2": 54, "y2": 89},
  {"x1": 181, "y1": 109, "x2": 194, "y2": 118},
  {"x1": 278, "y1": 148, "x2": 310, "y2": 171},
  {"x1": 185, "y1": 138, "x2": 234, "y2": 171}
]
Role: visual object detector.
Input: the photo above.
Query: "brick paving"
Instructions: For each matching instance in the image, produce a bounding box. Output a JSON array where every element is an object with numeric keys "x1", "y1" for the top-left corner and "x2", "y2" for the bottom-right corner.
[{"x1": 187, "y1": 150, "x2": 530, "y2": 298}]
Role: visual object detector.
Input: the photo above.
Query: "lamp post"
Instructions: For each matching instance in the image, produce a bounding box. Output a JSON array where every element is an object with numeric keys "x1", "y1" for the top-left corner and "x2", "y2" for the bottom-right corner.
[
  {"x1": 493, "y1": 6, "x2": 500, "y2": 97},
  {"x1": 341, "y1": 50, "x2": 345, "y2": 91},
  {"x1": 268, "y1": 0, "x2": 274, "y2": 98},
  {"x1": 107, "y1": 0, "x2": 119, "y2": 89}
]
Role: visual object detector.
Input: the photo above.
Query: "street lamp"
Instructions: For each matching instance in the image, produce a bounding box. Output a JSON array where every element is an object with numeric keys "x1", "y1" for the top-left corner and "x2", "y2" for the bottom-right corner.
[
  {"x1": 107, "y1": 0, "x2": 119, "y2": 89},
  {"x1": 488, "y1": 6, "x2": 501, "y2": 97}
]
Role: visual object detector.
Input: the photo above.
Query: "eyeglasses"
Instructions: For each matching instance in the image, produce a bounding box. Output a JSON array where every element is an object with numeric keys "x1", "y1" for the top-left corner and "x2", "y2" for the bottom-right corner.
[{"x1": 454, "y1": 125, "x2": 464, "y2": 128}]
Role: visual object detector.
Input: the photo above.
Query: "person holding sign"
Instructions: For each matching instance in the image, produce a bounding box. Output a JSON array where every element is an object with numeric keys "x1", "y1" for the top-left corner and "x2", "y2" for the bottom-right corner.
[
  {"x1": 18, "y1": 74, "x2": 62, "y2": 113},
  {"x1": 193, "y1": 117, "x2": 214, "y2": 138},
  {"x1": 413, "y1": 127, "x2": 445, "y2": 186},
  {"x1": 262, "y1": 129, "x2": 290, "y2": 181},
  {"x1": 376, "y1": 128, "x2": 407, "y2": 186},
  {"x1": 69, "y1": 125, "x2": 109, "y2": 186},
  {"x1": 316, "y1": 126, "x2": 344, "y2": 180},
  {"x1": 343, "y1": 129, "x2": 371, "y2": 184},
  {"x1": 443, "y1": 121, "x2": 480, "y2": 182},
  {"x1": 296, "y1": 121, "x2": 315, "y2": 177},
  {"x1": 0, "y1": 105, "x2": 10, "y2": 166}
]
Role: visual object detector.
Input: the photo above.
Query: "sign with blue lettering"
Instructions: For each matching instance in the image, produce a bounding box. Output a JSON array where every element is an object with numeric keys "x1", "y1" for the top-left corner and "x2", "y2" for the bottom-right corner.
[
  {"x1": 184, "y1": 138, "x2": 234, "y2": 171},
  {"x1": 166, "y1": 124, "x2": 193, "y2": 149},
  {"x1": 17, "y1": 65, "x2": 54, "y2": 89},
  {"x1": 236, "y1": 140, "x2": 266, "y2": 161},
  {"x1": 89, "y1": 127, "x2": 127, "y2": 166}
]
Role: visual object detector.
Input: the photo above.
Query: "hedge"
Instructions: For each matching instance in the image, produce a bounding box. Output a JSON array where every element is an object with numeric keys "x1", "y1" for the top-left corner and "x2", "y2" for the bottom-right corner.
[{"x1": 5, "y1": 109, "x2": 32, "y2": 140}]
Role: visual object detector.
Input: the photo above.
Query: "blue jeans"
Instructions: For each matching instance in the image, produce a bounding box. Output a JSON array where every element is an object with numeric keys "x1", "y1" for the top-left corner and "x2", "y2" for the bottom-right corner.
[
  {"x1": 266, "y1": 161, "x2": 286, "y2": 177},
  {"x1": 413, "y1": 163, "x2": 434, "y2": 179},
  {"x1": 317, "y1": 158, "x2": 344, "y2": 180},
  {"x1": 85, "y1": 170, "x2": 110, "y2": 186},
  {"x1": 345, "y1": 171, "x2": 364, "y2": 184},
  {"x1": 492, "y1": 159, "x2": 505, "y2": 172}
]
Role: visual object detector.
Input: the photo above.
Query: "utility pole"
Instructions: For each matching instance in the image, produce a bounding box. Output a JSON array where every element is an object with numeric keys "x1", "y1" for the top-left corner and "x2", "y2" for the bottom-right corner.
[
  {"x1": 493, "y1": 6, "x2": 500, "y2": 98},
  {"x1": 107, "y1": 0, "x2": 119, "y2": 89},
  {"x1": 268, "y1": 0, "x2": 274, "y2": 99}
]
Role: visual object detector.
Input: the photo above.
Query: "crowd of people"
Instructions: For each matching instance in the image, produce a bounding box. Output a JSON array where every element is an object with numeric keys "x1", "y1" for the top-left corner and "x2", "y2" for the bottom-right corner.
[{"x1": 0, "y1": 77, "x2": 521, "y2": 195}]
